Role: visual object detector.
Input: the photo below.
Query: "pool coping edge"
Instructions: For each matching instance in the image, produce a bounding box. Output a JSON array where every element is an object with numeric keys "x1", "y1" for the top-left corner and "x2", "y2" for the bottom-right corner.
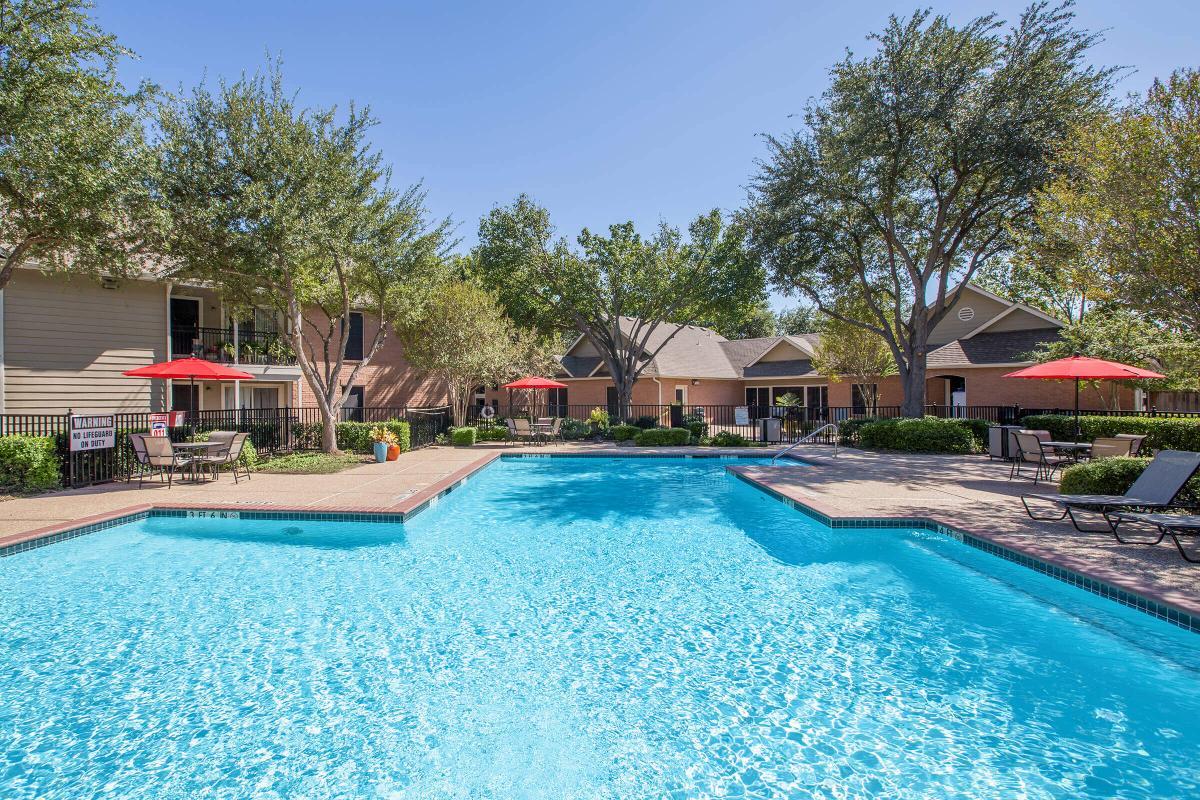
[{"x1": 727, "y1": 465, "x2": 1200, "y2": 634}]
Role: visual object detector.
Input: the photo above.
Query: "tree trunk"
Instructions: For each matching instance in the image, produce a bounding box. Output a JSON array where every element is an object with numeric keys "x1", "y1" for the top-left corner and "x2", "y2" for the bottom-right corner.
[
  {"x1": 615, "y1": 376, "x2": 635, "y2": 422},
  {"x1": 320, "y1": 404, "x2": 338, "y2": 452},
  {"x1": 899, "y1": 356, "x2": 927, "y2": 417}
]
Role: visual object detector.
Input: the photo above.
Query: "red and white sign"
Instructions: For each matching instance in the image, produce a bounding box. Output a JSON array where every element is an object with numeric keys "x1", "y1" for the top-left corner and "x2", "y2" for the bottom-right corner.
[
  {"x1": 69, "y1": 415, "x2": 116, "y2": 451},
  {"x1": 149, "y1": 411, "x2": 188, "y2": 437}
]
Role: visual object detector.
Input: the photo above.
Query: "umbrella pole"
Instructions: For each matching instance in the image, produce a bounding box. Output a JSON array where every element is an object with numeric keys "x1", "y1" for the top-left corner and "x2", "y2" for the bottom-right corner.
[{"x1": 1074, "y1": 378, "x2": 1081, "y2": 442}]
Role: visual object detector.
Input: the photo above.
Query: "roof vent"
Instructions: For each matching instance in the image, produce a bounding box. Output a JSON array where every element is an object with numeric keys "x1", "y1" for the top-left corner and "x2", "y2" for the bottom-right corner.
[{"x1": 957, "y1": 306, "x2": 975, "y2": 322}]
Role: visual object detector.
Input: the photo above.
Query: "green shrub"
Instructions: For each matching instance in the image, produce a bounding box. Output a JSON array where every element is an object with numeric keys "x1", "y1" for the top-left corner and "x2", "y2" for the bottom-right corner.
[
  {"x1": 190, "y1": 431, "x2": 258, "y2": 469},
  {"x1": 292, "y1": 420, "x2": 411, "y2": 453},
  {"x1": 633, "y1": 415, "x2": 658, "y2": 429},
  {"x1": 0, "y1": 436, "x2": 61, "y2": 492},
  {"x1": 475, "y1": 425, "x2": 508, "y2": 442},
  {"x1": 611, "y1": 424, "x2": 642, "y2": 442},
  {"x1": 561, "y1": 419, "x2": 591, "y2": 440},
  {"x1": 450, "y1": 426, "x2": 478, "y2": 446},
  {"x1": 858, "y1": 417, "x2": 980, "y2": 454},
  {"x1": 635, "y1": 427, "x2": 691, "y2": 446},
  {"x1": 710, "y1": 430, "x2": 751, "y2": 447},
  {"x1": 1059, "y1": 456, "x2": 1200, "y2": 502},
  {"x1": 837, "y1": 416, "x2": 882, "y2": 444},
  {"x1": 1020, "y1": 414, "x2": 1200, "y2": 454},
  {"x1": 681, "y1": 414, "x2": 708, "y2": 443}
]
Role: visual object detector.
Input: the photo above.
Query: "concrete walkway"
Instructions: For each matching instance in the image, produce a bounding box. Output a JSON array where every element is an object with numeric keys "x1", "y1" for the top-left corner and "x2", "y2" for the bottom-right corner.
[{"x1": 2, "y1": 442, "x2": 1198, "y2": 618}]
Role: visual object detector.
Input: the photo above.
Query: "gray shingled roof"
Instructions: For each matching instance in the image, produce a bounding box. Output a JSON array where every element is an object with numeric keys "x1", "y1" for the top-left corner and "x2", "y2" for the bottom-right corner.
[
  {"x1": 558, "y1": 355, "x2": 603, "y2": 378},
  {"x1": 743, "y1": 359, "x2": 818, "y2": 378},
  {"x1": 927, "y1": 329, "x2": 1061, "y2": 367},
  {"x1": 557, "y1": 320, "x2": 828, "y2": 379}
]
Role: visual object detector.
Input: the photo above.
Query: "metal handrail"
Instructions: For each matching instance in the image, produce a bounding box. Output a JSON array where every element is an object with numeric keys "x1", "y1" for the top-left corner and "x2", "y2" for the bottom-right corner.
[{"x1": 772, "y1": 423, "x2": 840, "y2": 463}]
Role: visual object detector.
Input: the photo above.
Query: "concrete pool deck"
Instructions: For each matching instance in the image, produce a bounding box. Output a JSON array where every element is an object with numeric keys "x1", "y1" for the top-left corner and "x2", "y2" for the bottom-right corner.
[{"x1": 2, "y1": 442, "x2": 1198, "y2": 620}]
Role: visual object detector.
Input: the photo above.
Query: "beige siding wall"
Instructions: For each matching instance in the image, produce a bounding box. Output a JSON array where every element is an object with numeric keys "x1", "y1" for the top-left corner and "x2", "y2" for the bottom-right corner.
[
  {"x1": 754, "y1": 340, "x2": 808, "y2": 362},
  {"x1": 984, "y1": 308, "x2": 1058, "y2": 333},
  {"x1": 3, "y1": 271, "x2": 167, "y2": 413},
  {"x1": 928, "y1": 290, "x2": 1010, "y2": 344}
]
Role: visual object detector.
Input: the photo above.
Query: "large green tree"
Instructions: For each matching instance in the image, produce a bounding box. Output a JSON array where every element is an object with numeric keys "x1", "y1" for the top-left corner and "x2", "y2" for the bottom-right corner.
[
  {"x1": 475, "y1": 195, "x2": 763, "y2": 418},
  {"x1": 811, "y1": 302, "x2": 897, "y2": 413},
  {"x1": 775, "y1": 305, "x2": 818, "y2": 335},
  {"x1": 1016, "y1": 68, "x2": 1200, "y2": 332},
  {"x1": 746, "y1": 4, "x2": 1111, "y2": 416},
  {"x1": 1031, "y1": 308, "x2": 1200, "y2": 409},
  {"x1": 156, "y1": 66, "x2": 450, "y2": 451},
  {"x1": 0, "y1": 0, "x2": 156, "y2": 291},
  {"x1": 396, "y1": 281, "x2": 557, "y2": 427}
]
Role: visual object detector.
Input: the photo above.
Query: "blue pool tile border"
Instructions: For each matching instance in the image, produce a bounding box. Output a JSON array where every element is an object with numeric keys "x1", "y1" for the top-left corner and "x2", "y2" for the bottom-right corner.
[
  {"x1": 0, "y1": 510, "x2": 152, "y2": 557},
  {"x1": 729, "y1": 469, "x2": 1200, "y2": 634},
  {"x1": 500, "y1": 451, "x2": 810, "y2": 463}
]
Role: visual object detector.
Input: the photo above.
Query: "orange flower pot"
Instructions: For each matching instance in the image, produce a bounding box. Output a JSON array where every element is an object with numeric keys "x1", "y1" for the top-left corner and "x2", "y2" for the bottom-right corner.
[{"x1": 386, "y1": 444, "x2": 401, "y2": 461}]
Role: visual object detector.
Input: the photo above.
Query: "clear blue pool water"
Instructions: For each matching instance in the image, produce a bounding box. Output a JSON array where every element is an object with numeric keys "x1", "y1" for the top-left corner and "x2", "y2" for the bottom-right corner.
[{"x1": 2, "y1": 455, "x2": 1199, "y2": 799}]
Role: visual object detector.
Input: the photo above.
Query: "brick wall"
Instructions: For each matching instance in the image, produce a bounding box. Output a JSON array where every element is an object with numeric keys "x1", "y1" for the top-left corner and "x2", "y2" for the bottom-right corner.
[{"x1": 294, "y1": 310, "x2": 446, "y2": 408}]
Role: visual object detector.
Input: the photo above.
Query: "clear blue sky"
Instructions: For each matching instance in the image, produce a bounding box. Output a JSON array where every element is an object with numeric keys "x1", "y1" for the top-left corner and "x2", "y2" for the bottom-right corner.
[{"x1": 97, "y1": 1, "x2": 1199, "y2": 309}]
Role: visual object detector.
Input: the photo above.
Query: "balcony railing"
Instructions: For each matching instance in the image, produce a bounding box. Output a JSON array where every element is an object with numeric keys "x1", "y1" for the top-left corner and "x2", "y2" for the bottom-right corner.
[{"x1": 170, "y1": 326, "x2": 297, "y2": 366}]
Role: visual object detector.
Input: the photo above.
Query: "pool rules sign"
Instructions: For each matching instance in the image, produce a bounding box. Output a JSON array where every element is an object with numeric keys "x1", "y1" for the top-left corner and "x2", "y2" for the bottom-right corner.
[{"x1": 69, "y1": 415, "x2": 116, "y2": 451}]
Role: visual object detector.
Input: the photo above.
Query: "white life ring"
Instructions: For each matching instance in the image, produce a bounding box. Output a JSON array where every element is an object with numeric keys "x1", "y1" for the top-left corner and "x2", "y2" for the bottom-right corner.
[{"x1": 479, "y1": 405, "x2": 496, "y2": 420}]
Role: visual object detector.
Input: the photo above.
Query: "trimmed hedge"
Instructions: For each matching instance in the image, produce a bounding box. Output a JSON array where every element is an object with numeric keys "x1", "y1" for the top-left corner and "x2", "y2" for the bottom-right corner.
[
  {"x1": 561, "y1": 419, "x2": 591, "y2": 440},
  {"x1": 710, "y1": 430, "x2": 751, "y2": 447},
  {"x1": 612, "y1": 424, "x2": 642, "y2": 442},
  {"x1": 858, "y1": 417, "x2": 981, "y2": 454},
  {"x1": 475, "y1": 425, "x2": 508, "y2": 442},
  {"x1": 1060, "y1": 456, "x2": 1200, "y2": 502},
  {"x1": 635, "y1": 427, "x2": 691, "y2": 446},
  {"x1": 450, "y1": 426, "x2": 477, "y2": 446},
  {"x1": 0, "y1": 436, "x2": 61, "y2": 492},
  {"x1": 1020, "y1": 414, "x2": 1200, "y2": 454},
  {"x1": 681, "y1": 415, "x2": 708, "y2": 443},
  {"x1": 292, "y1": 420, "x2": 412, "y2": 453}
]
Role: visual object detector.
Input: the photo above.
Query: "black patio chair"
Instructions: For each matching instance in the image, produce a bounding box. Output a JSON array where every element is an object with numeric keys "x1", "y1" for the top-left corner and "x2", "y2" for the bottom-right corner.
[
  {"x1": 1022, "y1": 450, "x2": 1200, "y2": 533},
  {"x1": 1103, "y1": 512, "x2": 1200, "y2": 562}
]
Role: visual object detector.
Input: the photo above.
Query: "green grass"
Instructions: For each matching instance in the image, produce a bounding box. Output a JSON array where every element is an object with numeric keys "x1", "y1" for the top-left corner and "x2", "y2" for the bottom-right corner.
[{"x1": 252, "y1": 452, "x2": 370, "y2": 474}]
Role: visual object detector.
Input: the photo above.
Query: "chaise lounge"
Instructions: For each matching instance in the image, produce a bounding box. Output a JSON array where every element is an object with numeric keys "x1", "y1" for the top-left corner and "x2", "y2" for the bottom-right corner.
[
  {"x1": 1021, "y1": 450, "x2": 1200, "y2": 533},
  {"x1": 1103, "y1": 512, "x2": 1200, "y2": 562}
]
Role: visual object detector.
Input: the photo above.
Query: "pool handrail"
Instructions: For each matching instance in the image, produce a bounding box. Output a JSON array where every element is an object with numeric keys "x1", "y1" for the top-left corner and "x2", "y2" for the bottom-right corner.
[{"x1": 772, "y1": 423, "x2": 840, "y2": 463}]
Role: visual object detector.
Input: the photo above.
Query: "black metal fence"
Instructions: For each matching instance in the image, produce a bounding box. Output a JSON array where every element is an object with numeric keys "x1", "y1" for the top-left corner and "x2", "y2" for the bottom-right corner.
[
  {"x1": 466, "y1": 403, "x2": 1200, "y2": 445},
  {"x1": 1, "y1": 406, "x2": 451, "y2": 488}
]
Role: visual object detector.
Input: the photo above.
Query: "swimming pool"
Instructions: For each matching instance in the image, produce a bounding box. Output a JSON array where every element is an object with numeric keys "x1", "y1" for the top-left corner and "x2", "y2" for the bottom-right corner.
[{"x1": 2, "y1": 455, "x2": 1198, "y2": 799}]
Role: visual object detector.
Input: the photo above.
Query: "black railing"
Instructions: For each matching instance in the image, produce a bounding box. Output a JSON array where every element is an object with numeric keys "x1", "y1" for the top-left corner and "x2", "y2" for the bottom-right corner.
[
  {"x1": 170, "y1": 326, "x2": 296, "y2": 365},
  {"x1": 1, "y1": 406, "x2": 451, "y2": 488}
]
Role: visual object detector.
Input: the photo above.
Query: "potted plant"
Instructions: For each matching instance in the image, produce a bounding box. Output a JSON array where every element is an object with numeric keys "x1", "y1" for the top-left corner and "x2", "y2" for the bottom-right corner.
[
  {"x1": 587, "y1": 407, "x2": 610, "y2": 442},
  {"x1": 370, "y1": 426, "x2": 398, "y2": 463}
]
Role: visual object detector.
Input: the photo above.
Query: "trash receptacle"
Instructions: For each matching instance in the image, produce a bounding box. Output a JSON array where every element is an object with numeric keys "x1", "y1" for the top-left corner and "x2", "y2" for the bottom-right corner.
[
  {"x1": 759, "y1": 417, "x2": 782, "y2": 443},
  {"x1": 988, "y1": 425, "x2": 1024, "y2": 460}
]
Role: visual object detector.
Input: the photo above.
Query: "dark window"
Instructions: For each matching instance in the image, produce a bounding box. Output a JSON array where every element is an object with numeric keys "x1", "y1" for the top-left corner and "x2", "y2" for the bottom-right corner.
[
  {"x1": 548, "y1": 387, "x2": 568, "y2": 417},
  {"x1": 170, "y1": 298, "x2": 201, "y2": 357},
  {"x1": 852, "y1": 384, "x2": 877, "y2": 414},
  {"x1": 745, "y1": 387, "x2": 770, "y2": 417},
  {"x1": 606, "y1": 386, "x2": 619, "y2": 419},
  {"x1": 343, "y1": 386, "x2": 365, "y2": 422},
  {"x1": 342, "y1": 312, "x2": 365, "y2": 361},
  {"x1": 171, "y1": 384, "x2": 199, "y2": 415}
]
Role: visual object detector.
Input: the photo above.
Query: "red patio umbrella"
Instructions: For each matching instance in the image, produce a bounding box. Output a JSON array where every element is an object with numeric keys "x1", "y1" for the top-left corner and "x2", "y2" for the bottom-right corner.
[
  {"x1": 502, "y1": 376, "x2": 568, "y2": 418},
  {"x1": 124, "y1": 357, "x2": 255, "y2": 415},
  {"x1": 502, "y1": 377, "x2": 568, "y2": 390},
  {"x1": 1003, "y1": 355, "x2": 1164, "y2": 440}
]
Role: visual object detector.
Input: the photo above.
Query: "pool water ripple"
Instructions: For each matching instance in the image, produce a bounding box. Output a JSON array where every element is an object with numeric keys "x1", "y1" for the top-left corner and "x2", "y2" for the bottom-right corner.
[{"x1": 1, "y1": 456, "x2": 1198, "y2": 799}]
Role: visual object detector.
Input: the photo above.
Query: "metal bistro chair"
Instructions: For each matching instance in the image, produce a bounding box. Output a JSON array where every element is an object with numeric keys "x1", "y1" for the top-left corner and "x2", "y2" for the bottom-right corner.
[
  {"x1": 1089, "y1": 437, "x2": 1134, "y2": 460},
  {"x1": 1009, "y1": 431, "x2": 1074, "y2": 485},
  {"x1": 138, "y1": 434, "x2": 194, "y2": 488},
  {"x1": 1114, "y1": 433, "x2": 1148, "y2": 456},
  {"x1": 201, "y1": 432, "x2": 251, "y2": 483}
]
